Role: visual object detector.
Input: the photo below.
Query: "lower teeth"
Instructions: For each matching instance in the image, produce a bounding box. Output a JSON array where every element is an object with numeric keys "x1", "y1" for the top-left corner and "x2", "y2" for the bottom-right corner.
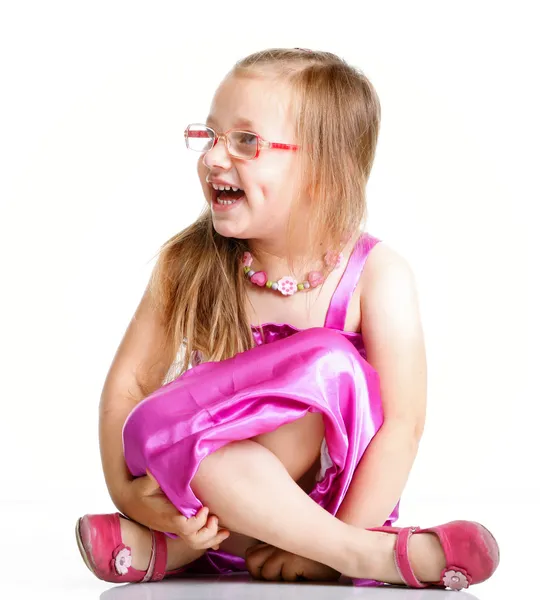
[{"x1": 217, "y1": 194, "x2": 244, "y2": 205}]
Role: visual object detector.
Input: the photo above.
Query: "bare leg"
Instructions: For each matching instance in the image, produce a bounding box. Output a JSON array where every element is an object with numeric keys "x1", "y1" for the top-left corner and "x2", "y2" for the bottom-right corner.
[
  {"x1": 218, "y1": 410, "x2": 325, "y2": 559},
  {"x1": 191, "y1": 439, "x2": 446, "y2": 583},
  {"x1": 120, "y1": 411, "x2": 324, "y2": 572},
  {"x1": 119, "y1": 517, "x2": 206, "y2": 571},
  {"x1": 116, "y1": 461, "x2": 320, "y2": 571},
  {"x1": 216, "y1": 446, "x2": 323, "y2": 558}
]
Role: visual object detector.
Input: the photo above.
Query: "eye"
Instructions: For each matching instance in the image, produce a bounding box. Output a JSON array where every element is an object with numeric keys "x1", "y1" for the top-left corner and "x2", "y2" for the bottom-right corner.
[{"x1": 235, "y1": 132, "x2": 257, "y2": 146}]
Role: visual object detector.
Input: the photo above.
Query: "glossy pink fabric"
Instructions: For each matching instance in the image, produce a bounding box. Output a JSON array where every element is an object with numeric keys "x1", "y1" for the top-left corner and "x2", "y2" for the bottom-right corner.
[{"x1": 122, "y1": 232, "x2": 399, "y2": 584}]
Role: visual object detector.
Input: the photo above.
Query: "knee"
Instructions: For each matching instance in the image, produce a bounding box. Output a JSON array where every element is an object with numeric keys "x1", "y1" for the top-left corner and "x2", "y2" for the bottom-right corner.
[
  {"x1": 194, "y1": 439, "x2": 263, "y2": 483},
  {"x1": 250, "y1": 411, "x2": 325, "y2": 482}
]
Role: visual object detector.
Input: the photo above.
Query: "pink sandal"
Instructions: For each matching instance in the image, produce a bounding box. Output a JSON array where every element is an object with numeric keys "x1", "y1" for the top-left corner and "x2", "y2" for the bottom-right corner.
[
  {"x1": 75, "y1": 512, "x2": 188, "y2": 583},
  {"x1": 359, "y1": 519, "x2": 500, "y2": 591}
]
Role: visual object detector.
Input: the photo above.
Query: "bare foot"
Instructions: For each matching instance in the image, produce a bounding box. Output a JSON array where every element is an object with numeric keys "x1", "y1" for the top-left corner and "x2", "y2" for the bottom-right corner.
[
  {"x1": 219, "y1": 531, "x2": 261, "y2": 558},
  {"x1": 118, "y1": 516, "x2": 205, "y2": 571},
  {"x1": 368, "y1": 531, "x2": 446, "y2": 585}
]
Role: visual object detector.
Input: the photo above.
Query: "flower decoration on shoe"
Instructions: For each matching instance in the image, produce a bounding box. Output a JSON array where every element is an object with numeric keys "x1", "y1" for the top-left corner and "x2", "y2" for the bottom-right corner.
[
  {"x1": 111, "y1": 544, "x2": 132, "y2": 576},
  {"x1": 242, "y1": 252, "x2": 253, "y2": 267},
  {"x1": 324, "y1": 250, "x2": 343, "y2": 269},
  {"x1": 277, "y1": 276, "x2": 298, "y2": 296},
  {"x1": 442, "y1": 567, "x2": 472, "y2": 591}
]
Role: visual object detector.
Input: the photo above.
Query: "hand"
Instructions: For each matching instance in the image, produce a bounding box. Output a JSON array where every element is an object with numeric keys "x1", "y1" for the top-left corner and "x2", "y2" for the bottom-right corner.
[
  {"x1": 119, "y1": 470, "x2": 230, "y2": 551},
  {"x1": 245, "y1": 542, "x2": 341, "y2": 582}
]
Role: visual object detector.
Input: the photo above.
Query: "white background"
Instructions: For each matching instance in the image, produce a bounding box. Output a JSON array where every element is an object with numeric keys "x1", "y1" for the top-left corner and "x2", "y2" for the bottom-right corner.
[{"x1": 1, "y1": 1, "x2": 538, "y2": 598}]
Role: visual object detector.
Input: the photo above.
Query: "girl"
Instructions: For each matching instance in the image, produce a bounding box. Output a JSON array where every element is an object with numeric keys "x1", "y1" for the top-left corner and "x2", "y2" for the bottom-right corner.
[{"x1": 76, "y1": 48, "x2": 499, "y2": 590}]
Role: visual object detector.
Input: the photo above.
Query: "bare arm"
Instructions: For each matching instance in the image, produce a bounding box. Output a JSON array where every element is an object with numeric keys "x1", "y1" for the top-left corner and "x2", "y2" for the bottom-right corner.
[
  {"x1": 99, "y1": 280, "x2": 173, "y2": 509},
  {"x1": 336, "y1": 244, "x2": 427, "y2": 528},
  {"x1": 97, "y1": 278, "x2": 231, "y2": 550}
]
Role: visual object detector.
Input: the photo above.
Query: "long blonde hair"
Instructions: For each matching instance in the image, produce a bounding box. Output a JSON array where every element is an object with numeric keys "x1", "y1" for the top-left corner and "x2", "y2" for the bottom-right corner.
[{"x1": 149, "y1": 48, "x2": 381, "y2": 385}]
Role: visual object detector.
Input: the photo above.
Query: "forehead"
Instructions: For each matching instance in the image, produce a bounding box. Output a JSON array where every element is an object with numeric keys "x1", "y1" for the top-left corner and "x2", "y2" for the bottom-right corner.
[{"x1": 206, "y1": 75, "x2": 295, "y2": 137}]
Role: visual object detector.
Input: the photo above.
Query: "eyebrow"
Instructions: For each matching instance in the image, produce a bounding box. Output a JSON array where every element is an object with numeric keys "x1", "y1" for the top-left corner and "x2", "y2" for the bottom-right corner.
[{"x1": 206, "y1": 115, "x2": 257, "y2": 130}]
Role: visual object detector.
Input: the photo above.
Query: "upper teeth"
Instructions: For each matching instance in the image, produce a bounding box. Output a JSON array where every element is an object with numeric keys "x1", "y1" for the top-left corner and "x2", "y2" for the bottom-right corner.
[{"x1": 211, "y1": 183, "x2": 242, "y2": 192}]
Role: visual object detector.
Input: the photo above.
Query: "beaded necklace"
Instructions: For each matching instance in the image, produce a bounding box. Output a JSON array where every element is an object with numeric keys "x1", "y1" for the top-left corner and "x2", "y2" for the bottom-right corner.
[{"x1": 242, "y1": 249, "x2": 344, "y2": 296}]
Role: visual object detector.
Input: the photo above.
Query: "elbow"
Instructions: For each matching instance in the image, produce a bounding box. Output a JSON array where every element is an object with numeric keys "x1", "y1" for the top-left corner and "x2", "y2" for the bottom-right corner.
[
  {"x1": 383, "y1": 416, "x2": 425, "y2": 443},
  {"x1": 412, "y1": 414, "x2": 425, "y2": 441},
  {"x1": 413, "y1": 420, "x2": 425, "y2": 442}
]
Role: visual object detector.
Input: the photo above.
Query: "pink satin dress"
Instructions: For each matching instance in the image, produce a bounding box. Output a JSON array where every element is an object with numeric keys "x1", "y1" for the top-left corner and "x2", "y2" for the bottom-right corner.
[{"x1": 122, "y1": 232, "x2": 399, "y2": 585}]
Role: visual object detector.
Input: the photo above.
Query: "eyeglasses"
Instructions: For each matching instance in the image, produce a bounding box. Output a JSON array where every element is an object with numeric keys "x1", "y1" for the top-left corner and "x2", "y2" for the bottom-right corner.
[{"x1": 184, "y1": 123, "x2": 299, "y2": 160}]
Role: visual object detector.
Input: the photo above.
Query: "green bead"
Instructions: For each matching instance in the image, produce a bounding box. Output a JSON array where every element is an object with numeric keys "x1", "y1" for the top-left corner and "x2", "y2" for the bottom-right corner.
[
  {"x1": 266, "y1": 281, "x2": 273, "y2": 288},
  {"x1": 244, "y1": 266, "x2": 250, "y2": 274},
  {"x1": 298, "y1": 283, "x2": 304, "y2": 291}
]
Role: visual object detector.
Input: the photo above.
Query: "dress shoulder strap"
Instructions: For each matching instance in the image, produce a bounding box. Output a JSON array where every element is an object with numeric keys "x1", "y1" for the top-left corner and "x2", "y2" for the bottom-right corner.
[{"x1": 323, "y1": 232, "x2": 381, "y2": 330}]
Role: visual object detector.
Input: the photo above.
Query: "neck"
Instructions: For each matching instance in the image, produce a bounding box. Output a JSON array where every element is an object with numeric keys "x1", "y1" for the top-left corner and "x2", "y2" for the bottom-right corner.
[
  {"x1": 245, "y1": 232, "x2": 357, "y2": 281},
  {"x1": 247, "y1": 242, "x2": 321, "y2": 278}
]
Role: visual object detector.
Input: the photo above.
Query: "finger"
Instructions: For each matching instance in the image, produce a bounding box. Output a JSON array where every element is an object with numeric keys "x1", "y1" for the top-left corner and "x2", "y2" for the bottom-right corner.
[
  {"x1": 174, "y1": 506, "x2": 209, "y2": 536},
  {"x1": 245, "y1": 544, "x2": 277, "y2": 579},
  {"x1": 261, "y1": 550, "x2": 288, "y2": 581},
  {"x1": 194, "y1": 517, "x2": 230, "y2": 545},
  {"x1": 210, "y1": 529, "x2": 231, "y2": 551},
  {"x1": 281, "y1": 555, "x2": 306, "y2": 582},
  {"x1": 246, "y1": 544, "x2": 273, "y2": 560},
  {"x1": 282, "y1": 563, "x2": 303, "y2": 582},
  {"x1": 214, "y1": 528, "x2": 231, "y2": 544},
  {"x1": 195, "y1": 514, "x2": 219, "y2": 539}
]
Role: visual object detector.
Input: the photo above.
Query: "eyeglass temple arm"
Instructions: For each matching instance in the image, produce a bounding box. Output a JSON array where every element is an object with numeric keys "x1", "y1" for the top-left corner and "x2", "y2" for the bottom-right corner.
[
  {"x1": 262, "y1": 141, "x2": 299, "y2": 151},
  {"x1": 186, "y1": 129, "x2": 298, "y2": 151}
]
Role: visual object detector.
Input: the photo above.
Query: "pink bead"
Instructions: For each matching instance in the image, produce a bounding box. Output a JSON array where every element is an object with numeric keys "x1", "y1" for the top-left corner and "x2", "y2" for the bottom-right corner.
[
  {"x1": 250, "y1": 271, "x2": 268, "y2": 287},
  {"x1": 242, "y1": 252, "x2": 253, "y2": 267},
  {"x1": 308, "y1": 271, "x2": 324, "y2": 287},
  {"x1": 324, "y1": 250, "x2": 343, "y2": 269}
]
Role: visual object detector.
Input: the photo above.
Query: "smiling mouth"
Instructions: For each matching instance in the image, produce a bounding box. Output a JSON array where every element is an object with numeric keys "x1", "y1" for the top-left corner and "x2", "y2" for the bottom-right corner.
[{"x1": 211, "y1": 186, "x2": 246, "y2": 205}]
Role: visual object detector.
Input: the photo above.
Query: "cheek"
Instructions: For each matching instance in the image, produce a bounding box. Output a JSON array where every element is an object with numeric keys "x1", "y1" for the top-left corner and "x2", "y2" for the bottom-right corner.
[
  {"x1": 259, "y1": 182, "x2": 293, "y2": 211},
  {"x1": 197, "y1": 158, "x2": 211, "y2": 200},
  {"x1": 258, "y1": 177, "x2": 283, "y2": 200},
  {"x1": 197, "y1": 157, "x2": 206, "y2": 183}
]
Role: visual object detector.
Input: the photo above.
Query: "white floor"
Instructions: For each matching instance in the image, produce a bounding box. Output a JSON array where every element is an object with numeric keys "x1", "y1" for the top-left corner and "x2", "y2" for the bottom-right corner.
[{"x1": 2, "y1": 494, "x2": 531, "y2": 600}]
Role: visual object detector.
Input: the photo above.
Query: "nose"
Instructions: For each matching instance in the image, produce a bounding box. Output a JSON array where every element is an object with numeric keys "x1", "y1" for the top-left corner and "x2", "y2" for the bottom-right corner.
[{"x1": 202, "y1": 134, "x2": 232, "y2": 169}]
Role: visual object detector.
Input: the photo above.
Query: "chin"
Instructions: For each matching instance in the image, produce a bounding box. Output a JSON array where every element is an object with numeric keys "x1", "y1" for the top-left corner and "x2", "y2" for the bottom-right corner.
[{"x1": 211, "y1": 218, "x2": 250, "y2": 240}]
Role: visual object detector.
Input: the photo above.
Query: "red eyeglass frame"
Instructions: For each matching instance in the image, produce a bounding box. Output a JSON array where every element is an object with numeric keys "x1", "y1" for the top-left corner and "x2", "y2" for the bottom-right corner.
[{"x1": 184, "y1": 123, "x2": 300, "y2": 160}]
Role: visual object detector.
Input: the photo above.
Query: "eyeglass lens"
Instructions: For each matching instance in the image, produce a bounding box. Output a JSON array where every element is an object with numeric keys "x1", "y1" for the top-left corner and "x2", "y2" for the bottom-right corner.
[{"x1": 185, "y1": 125, "x2": 258, "y2": 159}]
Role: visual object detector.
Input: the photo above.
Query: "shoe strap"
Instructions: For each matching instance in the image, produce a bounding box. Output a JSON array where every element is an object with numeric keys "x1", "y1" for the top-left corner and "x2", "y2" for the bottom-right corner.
[
  {"x1": 141, "y1": 529, "x2": 168, "y2": 582},
  {"x1": 394, "y1": 527, "x2": 428, "y2": 589}
]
